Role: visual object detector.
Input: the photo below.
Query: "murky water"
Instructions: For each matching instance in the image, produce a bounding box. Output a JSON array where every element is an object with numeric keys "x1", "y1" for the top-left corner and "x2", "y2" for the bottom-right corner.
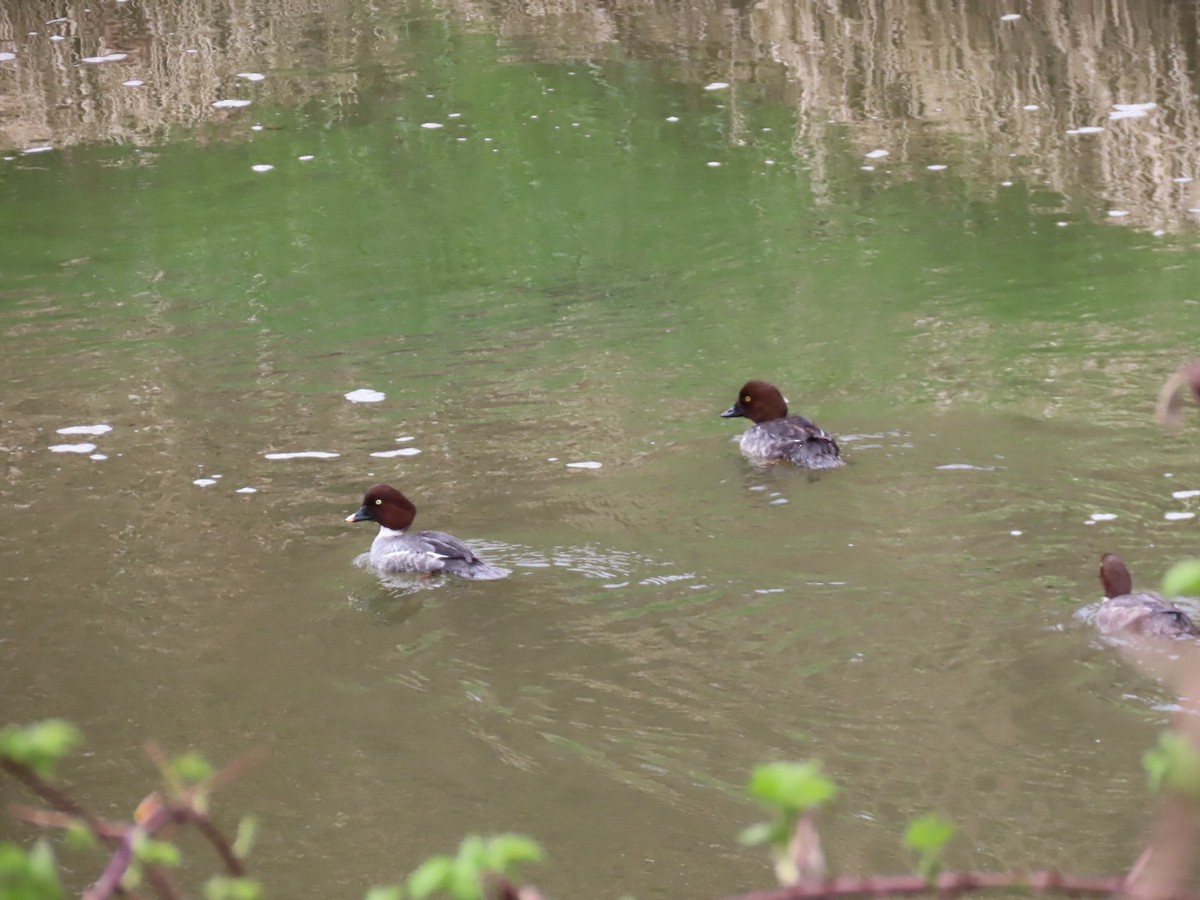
[{"x1": 3, "y1": 0, "x2": 1200, "y2": 895}]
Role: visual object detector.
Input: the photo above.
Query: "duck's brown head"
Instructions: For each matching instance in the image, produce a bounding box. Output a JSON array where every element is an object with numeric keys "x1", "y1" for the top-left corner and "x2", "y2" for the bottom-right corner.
[
  {"x1": 721, "y1": 380, "x2": 789, "y2": 424},
  {"x1": 345, "y1": 484, "x2": 417, "y2": 531},
  {"x1": 1099, "y1": 552, "x2": 1134, "y2": 599}
]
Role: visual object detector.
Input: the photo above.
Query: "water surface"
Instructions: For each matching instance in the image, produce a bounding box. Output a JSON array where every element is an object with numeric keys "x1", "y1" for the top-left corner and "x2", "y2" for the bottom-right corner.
[{"x1": 2, "y1": 0, "x2": 1200, "y2": 895}]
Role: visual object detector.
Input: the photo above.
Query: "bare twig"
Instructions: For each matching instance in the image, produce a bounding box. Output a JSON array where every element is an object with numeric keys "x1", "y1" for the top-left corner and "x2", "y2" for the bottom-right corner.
[
  {"x1": 1155, "y1": 360, "x2": 1200, "y2": 431},
  {"x1": 1, "y1": 757, "x2": 112, "y2": 841},
  {"x1": 723, "y1": 870, "x2": 1191, "y2": 900}
]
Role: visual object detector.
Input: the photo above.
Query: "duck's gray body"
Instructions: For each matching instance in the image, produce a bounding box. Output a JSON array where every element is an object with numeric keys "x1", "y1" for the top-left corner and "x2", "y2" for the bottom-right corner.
[{"x1": 368, "y1": 527, "x2": 509, "y2": 580}]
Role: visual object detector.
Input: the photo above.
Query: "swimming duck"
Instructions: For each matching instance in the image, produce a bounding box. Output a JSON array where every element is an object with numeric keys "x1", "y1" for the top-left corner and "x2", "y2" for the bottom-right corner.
[
  {"x1": 345, "y1": 484, "x2": 509, "y2": 580},
  {"x1": 721, "y1": 380, "x2": 844, "y2": 469},
  {"x1": 1097, "y1": 553, "x2": 1194, "y2": 638}
]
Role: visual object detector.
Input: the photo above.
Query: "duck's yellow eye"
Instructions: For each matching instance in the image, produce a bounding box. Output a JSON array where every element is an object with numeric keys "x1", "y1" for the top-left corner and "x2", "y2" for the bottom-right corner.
[
  {"x1": 375, "y1": 498, "x2": 382, "y2": 505},
  {"x1": 743, "y1": 395, "x2": 752, "y2": 404}
]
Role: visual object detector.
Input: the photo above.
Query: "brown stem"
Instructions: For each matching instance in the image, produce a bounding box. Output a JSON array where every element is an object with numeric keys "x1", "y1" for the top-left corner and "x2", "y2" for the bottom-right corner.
[
  {"x1": 83, "y1": 801, "x2": 182, "y2": 900},
  {"x1": 722, "y1": 870, "x2": 1195, "y2": 900},
  {"x1": 0, "y1": 758, "x2": 112, "y2": 842},
  {"x1": 190, "y1": 812, "x2": 246, "y2": 876}
]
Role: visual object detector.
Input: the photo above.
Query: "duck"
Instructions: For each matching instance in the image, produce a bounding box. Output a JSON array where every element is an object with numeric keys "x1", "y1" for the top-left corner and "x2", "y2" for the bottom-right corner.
[
  {"x1": 345, "y1": 484, "x2": 509, "y2": 580},
  {"x1": 720, "y1": 380, "x2": 844, "y2": 469},
  {"x1": 1097, "y1": 553, "x2": 1195, "y2": 638}
]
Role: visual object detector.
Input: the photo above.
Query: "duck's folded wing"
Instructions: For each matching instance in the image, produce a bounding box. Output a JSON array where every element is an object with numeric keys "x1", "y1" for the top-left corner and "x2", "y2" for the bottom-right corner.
[
  {"x1": 778, "y1": 419, "x2": 842, "y2": 467},
  {"x1": 416, "y1": 530, "x2": 482, "y2": 564}
]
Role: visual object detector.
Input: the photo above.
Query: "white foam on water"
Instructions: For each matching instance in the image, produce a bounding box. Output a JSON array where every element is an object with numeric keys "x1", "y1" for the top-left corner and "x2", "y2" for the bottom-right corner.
[
  {"x1": 345, "y1": 388, "x2": 385, "y2": 403},
  {"x1": 1090, "y1": 512, "x2": 1118, "y2": 521},
  {"x1": 0, "y1": 53, "x2": 15, "y2": 61},
  {"x1": 1107, "y1": 210, "x2": 1130, "y2": 217},
  {"x1": 237, "y1": 72, "x2": 266, "y2": 81},
  {"x1": 566, "y1": 461, "x2": 603, "y2": 469},
  {"x1": 395, "y1": 436, "x2": 415, "y2": 442},
  {"x1": 1010, "y1": 530, "x2": 1023, "y2": 536},
  {"x1": 703, "y1": 82, "x2": 729, "y2": 91},
  {"x1": 1165, "y1": 512, "x2": 1196, "y2": 521},
  {"x1": 936, "y1": 463, "x2": 997, "y2": 471},
  {"x1": 193, "y1": 478, "x2": 217, "y2": 487},
  {"x1": 420, "y1": 122, "x2": 444, "y2": 129},
  {"x1": 1066, "y1": 126, "x2": 1104, "y2": 135},
  {"x1": 212, "y1": 99, "x2": 252, "y2": 108},
  {"x1": 23, "y1": 146, "x2": 53, "y2": 154},
  {"x1": 1000, "y1": 13, "x2": 1021, "y2": 20},
  {"x1": 49, "y1": 443, "x2": 97, "y2": 453},
  {"x1": 706, "y1": 161, "x2": 721, "y2": 168},
  {"x1": 122, "y1": 79, "x2": 144, "y2": 87},
  {"x1": 1022, "y1": 104, "x2": 1040, "y2": 111},
  {"x1": 369, "y1": 448, "x2": 422, "y2": 458},
  {"x1": 82, "y1": 53, "x2": 127, "y2": 63},
  {"x1": 865, "y1": 149, "x2": 889, "y2": 158},
  {"x1": 298, "y1": 155, "x2": 314, "y2": 161},
  {"x1": 236, "y1": 487, "x2": 258, "y2": 494},
  {"x1": 264, "y1": 451, "x2": 339, "y2": 460},
  {"x1": 665, "y1": 116, "x2": 679, "y2": 122},
  {"x1": 927, "y1": 164, "x2": 947, "y2": 171},
  {"x1": 1173, "y1": 177, "x2": 1194, "y2": 184},
  {"x1": 251, "y1": 164, "x2": 273, "y2": 172},
  {"x1": 90, "y1": 453, "x2": 108, "y2": 460},
  {"x1": 57, "y1": 424, "x2": 112, "y2": 436},
  {"x1": 1172, "y1": 490, "x2": 1200, "y2": 499}
]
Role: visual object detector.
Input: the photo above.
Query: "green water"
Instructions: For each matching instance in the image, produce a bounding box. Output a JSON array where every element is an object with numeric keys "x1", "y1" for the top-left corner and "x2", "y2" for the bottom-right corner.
[{"x1": 2, "y1": 0, "x2": 1200, "y2": 896}]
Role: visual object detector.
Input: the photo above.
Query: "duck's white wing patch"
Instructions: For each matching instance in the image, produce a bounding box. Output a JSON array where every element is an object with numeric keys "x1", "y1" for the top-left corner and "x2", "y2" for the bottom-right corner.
[{"x1": 376, "y1": 548, "x2": 446, "y2": 573}]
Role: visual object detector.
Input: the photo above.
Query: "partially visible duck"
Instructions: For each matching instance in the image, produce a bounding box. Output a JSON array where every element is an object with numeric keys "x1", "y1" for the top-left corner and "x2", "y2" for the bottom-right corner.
[
  {"x1": 1097, "y1": 553, "x2": 1195, "y2": 638},
  {"x1": 1155, "y1": 359, "x2": 1200, "y2": 431},
  {"x1": 721, "y1": 380, "x2": 844, "y2": 469},
  {"x1": 345, "y1": 484, "x2": 509, "y2": 580}
]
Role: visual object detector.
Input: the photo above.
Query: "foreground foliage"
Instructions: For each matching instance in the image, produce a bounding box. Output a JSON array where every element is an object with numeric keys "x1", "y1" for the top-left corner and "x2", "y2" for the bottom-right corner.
[{"x1": 6, "y1": 673, "x2": 1200, "y2": 900}]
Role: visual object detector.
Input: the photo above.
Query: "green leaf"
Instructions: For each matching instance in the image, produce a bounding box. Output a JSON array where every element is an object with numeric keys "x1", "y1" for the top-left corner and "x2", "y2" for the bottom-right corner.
[
  {"x1": 203, "y1": 876, "x2": 263, "y2": 900},
  {"x1": 364, "y1": 886, "x2": 404, "y2": 900},
  {"x1": 1163, "y1": 560, "x2": 1200, "y2": 599},
  {"x1": 449, "y1": 857, "x2": 484, "y2": 900},
  {"x1": 132, "y1": 835, "x2": 182, "y2": 868},
  {"x1": 904, "y1": 814, "x2": 955, "y2": 853},
  {"x1": 904, "y1": 814, "x2": 955, "y2": 881},
  {"x1": 0, "y1": 721, "x2": 82, "y2": 778},
  {"x1": 120, "y1": 860, "x2": 143, "y2": 891},
  {"x1": 232, "y1": 816, "x2": 259, "y2": 859},
  {"x1": 1145, "y1": 732, "x2": 1200, "y2": 797},
  {"x1": 455, "y1": 836, "x2": 489, "y2": 872},
  {"x1": 407, "y1": 855, "x2": 454, "y2": 900},
  {"x1": 747, "y1": 762, "x2": 837, "y2": 812},
  {"x1": 170, "y1": 751, "x2": 215, "y2": 785},
  {"x1": 64, "y1": 821, "x2": 99, "y2": 852},
  {"x1": 737, "y1": 822, "x2": 778, "y2": 847},
  {"x1": 482, "y1": 834, "x2": 542, "y2": 870},
  {"x1": 0, "y1": 840, "x2": 65, "y2": 899},
  {"x1": 27, "y1": 840, "x2": 60, "y2": 884}
]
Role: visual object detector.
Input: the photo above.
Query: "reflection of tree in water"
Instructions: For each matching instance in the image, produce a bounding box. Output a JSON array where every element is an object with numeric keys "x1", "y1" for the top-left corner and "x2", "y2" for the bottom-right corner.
[{"x1": 0, "y1": 0, "x2": 1197, "y2": 230}]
